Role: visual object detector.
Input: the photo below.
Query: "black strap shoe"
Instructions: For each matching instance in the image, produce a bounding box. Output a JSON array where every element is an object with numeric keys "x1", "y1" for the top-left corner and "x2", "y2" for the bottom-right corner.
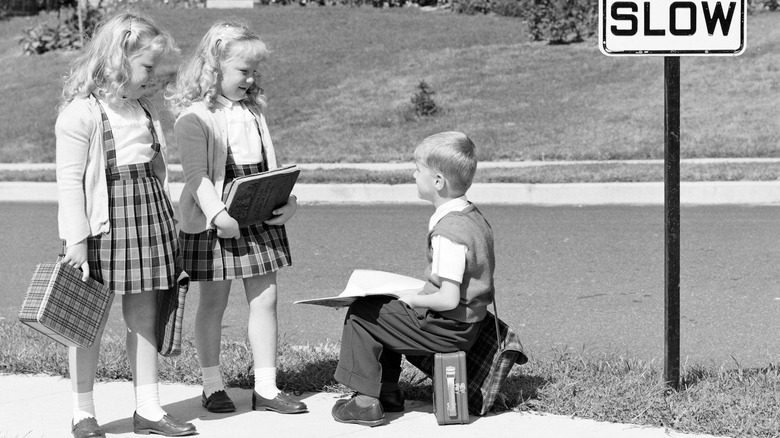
[
  {"x1": 202, "y1": 390, "x2": 236, "y2": 413},
  {"x1": 72, "y1": 417, "x2": 105, "y2": 438},
  {"x1": 132, "y1": 412, "x2": 197, "y2": 436}
]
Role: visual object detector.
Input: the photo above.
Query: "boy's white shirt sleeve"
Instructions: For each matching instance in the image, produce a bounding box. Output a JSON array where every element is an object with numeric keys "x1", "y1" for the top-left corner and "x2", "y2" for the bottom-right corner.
[{"x1": 430, "y1": 234, "x2": 467, "y2": 284}]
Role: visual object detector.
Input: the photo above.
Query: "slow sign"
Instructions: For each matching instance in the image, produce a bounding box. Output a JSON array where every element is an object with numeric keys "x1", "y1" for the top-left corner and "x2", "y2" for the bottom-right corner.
[{"x1": 599, "y1": 0, "x2": 746, "y2": 55}]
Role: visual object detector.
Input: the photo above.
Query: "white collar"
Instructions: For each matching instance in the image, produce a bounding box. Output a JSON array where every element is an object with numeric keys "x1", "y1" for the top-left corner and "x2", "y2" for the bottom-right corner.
[
  {"x1": 215, "y1": 94, "x2": 237, "y2": 109},
  {"x1": 428, "y1": 196, "x2": 470, "y2": 231}
]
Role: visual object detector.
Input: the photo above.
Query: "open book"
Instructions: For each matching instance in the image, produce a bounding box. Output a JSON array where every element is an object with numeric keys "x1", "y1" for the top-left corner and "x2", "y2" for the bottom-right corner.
[
  {"x1": 223, "y1": 165, "x2": 300, "y2": 227},
  {"x1": 294, "y1": 269, "x2": 425, "y2": 308}
]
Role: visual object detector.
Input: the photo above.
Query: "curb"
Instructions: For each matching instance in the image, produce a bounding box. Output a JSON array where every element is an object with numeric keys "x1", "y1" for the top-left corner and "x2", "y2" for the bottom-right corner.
[
  {"x1": 2, "y1": 157, "x2": 780, "y2": 172},
  {"x1": 2, "y1": 181, "x2": 779, "y2": 205}
]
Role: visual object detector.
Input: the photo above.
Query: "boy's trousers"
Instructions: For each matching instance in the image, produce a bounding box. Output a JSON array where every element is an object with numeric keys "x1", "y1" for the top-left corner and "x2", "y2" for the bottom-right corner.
[{"x1": 334, "y1": 296, "x2": 480, "y2": 398}]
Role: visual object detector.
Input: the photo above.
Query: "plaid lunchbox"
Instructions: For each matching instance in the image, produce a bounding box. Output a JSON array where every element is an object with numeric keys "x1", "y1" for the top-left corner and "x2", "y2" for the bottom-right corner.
[
  {"x1": 407, "y1": 311, "x2": 528, "y2": 416},
  {"x1": 156, "y1": 270, "x2": 190, "y2": 357},
  {"x1": 18, "y1": 261, "x2": 111, "y2": 348}
]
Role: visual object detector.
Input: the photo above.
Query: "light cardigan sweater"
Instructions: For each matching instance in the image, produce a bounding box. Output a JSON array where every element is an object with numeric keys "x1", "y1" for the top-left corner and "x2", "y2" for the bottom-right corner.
[
  {"x1": 55, "y1": 95, "x2": 171, "y2": 247},
  {"x1": 175, "y1": 100, "x2": 279, "y2": 234}
]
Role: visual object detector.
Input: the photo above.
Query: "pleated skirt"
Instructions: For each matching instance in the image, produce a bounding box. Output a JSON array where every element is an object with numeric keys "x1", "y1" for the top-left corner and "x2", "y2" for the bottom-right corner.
[
  {"x1": 87, "y1": 163, "x2": 178, "y2": 294},
  {"x1": 180, "y1": 162, "x2": 291, "y2": 282}
]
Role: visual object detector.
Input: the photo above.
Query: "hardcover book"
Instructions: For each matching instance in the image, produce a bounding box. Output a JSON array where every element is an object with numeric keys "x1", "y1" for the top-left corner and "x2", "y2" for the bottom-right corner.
[
  {"x1": 294, "y1": 269, "x2": 425, "y2": 308},
  {"x1": 223, "y1": 165, "x2": 300, "y2": 227}
]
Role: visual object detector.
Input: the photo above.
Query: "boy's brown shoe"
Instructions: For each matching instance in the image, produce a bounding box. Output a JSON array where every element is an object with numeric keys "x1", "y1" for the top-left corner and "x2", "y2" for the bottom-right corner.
[{"x1": 332, "y1": 395, "x2": 386, "y2": 427}]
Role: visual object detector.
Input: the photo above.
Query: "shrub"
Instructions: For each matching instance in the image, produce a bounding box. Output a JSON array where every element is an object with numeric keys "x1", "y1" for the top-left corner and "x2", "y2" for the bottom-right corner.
[
  {"x1": 410, "y1": 80, "x2": 440, "y2": 117},
  {"x1": 748, "y1": 0, "x2": 779, "y2": 12},
  {"x1": 521, "y1": 0, "x2": 597, "y2": 44},
  {"x1": 451, "y1": 0, "x2": 598, "y2": 44},
  {"x1": 18, "y1": 21, "x2": 78, "y2": 55},
  {"x1": 451, "y1": 0, "x2": 490, "y2": 14},
  {"x1": 18, "y1": 4, "x2": 103, "y2": 55}
]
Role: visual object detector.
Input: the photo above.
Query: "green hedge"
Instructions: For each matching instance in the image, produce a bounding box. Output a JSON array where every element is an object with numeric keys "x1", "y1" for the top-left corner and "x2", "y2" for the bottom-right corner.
[{"x1": 453, "y1": 0, "x2": 777, "y2": 44}]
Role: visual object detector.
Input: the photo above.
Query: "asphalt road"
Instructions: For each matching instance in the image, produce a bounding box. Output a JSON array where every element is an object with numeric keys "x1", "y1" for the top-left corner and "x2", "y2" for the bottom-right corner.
[{"x1": 1, "y1": 202, "x2": 778, "y2": 368}]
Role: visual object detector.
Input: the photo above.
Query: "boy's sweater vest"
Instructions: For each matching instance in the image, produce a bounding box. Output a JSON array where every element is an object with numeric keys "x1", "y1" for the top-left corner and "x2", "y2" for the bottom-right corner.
[{"x1": 422, "y1": 204, "x2": 495, "y2": 323}]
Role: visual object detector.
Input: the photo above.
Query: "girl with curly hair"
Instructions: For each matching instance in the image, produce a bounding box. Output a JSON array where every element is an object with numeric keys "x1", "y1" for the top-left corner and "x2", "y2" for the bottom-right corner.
[
  {"x1": 57, "y1": 11, "x2": 196, "y2": 438},
  {"x1": 166, "y1": 20, "x2": 304, "y2": 416}
]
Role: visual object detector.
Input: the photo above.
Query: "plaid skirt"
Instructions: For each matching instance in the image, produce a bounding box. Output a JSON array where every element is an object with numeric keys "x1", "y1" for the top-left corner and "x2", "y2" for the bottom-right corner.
[
  {"x1": 180, "y1": 223, "x2": 291, "y2": 282},
  {"x1": 87, "y1": 163, "x2": 179, "y2": 294},
  {"x1": 180, "y1": 160, "x2": 291, "y2": 282}
]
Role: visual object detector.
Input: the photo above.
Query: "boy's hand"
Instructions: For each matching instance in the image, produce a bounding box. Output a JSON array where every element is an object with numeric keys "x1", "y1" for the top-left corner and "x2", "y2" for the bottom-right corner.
[
  {"x1": 62, "y1": 240, "x2": 90, "y2": 282},
  {"x1": 399, "y1": 280, "x2": 460, "y2": 312},
  {"x1": 264, "y1": 195, "x2": 298, "y2": 226},
  {"x1": 213, "y1": 210, "x2": 241, "y2": 239},
  {"x1": 398, "y1": 294, "x2": 418, "y2": 308}
]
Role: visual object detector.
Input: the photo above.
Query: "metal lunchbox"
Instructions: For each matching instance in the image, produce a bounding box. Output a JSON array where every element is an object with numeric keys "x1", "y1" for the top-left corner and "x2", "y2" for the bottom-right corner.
[
  {"x1": 432, "y1": 351, "x2": 469, "y2": 425},
  {"x1": 18, "y1": 261, "x2": 110, "y2": 348}
]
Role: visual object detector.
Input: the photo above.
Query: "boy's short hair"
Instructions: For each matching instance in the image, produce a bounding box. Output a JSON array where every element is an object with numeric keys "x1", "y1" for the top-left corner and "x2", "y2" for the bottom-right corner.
[{"x1": 414, "y1": 131, "x2": 477, "y2": 195}]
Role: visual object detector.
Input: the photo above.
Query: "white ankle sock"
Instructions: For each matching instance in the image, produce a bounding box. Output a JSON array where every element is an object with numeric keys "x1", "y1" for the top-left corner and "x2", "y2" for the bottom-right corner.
[
  {"x1": 254, "y1": 367, "x2": 280, "y2": 399},
  {"x1": 73, "y1": 391, "x2": 96, "y2": 423},
  {"x1": 201, "y1": 365, "x2": 225, "y2": 398},
  {"x1": 135, "y1": 383, "x2": 166, "y2": 421}
]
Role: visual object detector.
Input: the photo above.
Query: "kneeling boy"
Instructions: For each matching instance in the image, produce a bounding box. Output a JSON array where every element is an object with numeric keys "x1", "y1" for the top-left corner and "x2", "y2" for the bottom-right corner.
[{"x1": 332, "y1": 131, "x2": 495, "y2": 426}]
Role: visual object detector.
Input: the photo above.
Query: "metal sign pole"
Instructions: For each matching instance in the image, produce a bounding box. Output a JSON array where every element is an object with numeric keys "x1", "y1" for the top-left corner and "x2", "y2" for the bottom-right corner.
[{"x1": 663, "y1": 56, "x2": 681, "y2": 390}]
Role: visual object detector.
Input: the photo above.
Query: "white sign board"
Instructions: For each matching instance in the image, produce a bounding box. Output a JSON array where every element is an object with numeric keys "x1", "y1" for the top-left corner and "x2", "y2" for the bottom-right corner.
[{"x1": 599, "y1": 0, "x2": 746, "y2": 56}]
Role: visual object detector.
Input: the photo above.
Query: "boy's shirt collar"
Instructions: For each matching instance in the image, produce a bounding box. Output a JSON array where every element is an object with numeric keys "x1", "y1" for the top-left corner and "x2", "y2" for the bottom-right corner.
[{"x1": 429, "y1": 196, "x2": 469, "y2": 231}]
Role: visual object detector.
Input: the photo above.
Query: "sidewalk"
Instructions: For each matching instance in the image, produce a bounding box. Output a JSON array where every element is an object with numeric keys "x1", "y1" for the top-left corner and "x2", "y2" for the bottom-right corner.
[
  {"x1": 3, "y1": 181, "x2": 780, "y2": 205},
  {"x1": 2, "y1": 160, "x2": 780, "y2": 205},
  {"x1": 0, "y1": 373, "x2": 725, "y2": 438}
]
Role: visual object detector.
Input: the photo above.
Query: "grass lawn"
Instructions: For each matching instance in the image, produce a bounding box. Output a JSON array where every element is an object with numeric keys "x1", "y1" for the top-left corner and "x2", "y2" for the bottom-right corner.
[{"x1": 0, "y1": 7, "x2": 779, "y2": 167}]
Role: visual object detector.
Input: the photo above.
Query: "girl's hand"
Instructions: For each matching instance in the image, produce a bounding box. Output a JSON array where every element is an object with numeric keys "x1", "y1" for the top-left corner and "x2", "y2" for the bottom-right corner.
[
  {"x1": 264, "y1": 195, "x2": 298, "y2": 226},
  {"x1": 213, "y1": 210, "x2": 241, "y2": 239},
  {"x1": 62, "y1": 240, "x2": 90, "y2": 282}
]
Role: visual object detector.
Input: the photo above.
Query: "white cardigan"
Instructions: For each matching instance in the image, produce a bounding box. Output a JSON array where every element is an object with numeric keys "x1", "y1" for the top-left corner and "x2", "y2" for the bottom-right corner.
[
  {"x1": 55, "y1": 95, "x2": 171, "y2": 246},
  {"x1": 175, "y1": 100, "x2": 278, "y2": 234}
]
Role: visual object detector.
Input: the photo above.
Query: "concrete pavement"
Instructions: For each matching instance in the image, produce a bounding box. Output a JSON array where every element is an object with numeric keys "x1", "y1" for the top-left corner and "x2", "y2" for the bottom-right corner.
[
  {"x1": 2, "y1": 159, "x2": 779, "y2": 205},
  {"x1": 0, "y1": 373, "x2": 725, "y2": 438},
  {"x1": 2, "y1": 181, "x2": 780, "y2": 205}
]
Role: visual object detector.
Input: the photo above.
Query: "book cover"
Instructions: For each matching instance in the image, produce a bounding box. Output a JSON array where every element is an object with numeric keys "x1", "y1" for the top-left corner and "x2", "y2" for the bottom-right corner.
[
  {"x1": 294, "y1": 269, "x2": 425, "y2": 308},
  {"x1": 223, "y1": 165, "x2": 300, "y2": 227}
]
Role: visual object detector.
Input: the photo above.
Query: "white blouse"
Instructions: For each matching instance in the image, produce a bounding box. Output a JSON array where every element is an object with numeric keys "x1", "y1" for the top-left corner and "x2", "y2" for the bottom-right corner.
[
  {"x1": 215, "y1": 95, "x2": 264, "y2": 165},
  {"x1": 97, "y1": 97, "x2": 155, "y2": 166}
]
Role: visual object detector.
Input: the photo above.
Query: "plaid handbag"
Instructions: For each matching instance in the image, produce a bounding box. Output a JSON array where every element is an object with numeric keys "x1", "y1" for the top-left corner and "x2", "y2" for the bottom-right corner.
[
  {"x1": 18, "y1": 260, "x2": 111, "y2": 348},
  {"x1": 407, "y1": 303, "x2": 528, "y2": 416},
  {"x1": 156, "y1": 268, "x2": 190, "y2": 357}
]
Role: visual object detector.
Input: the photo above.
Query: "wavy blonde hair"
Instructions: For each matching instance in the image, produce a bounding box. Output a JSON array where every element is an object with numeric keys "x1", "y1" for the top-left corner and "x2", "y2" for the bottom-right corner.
[
  {"x1": 166, "y1": 20, "x2": 269, "y2": 117},
  {"x1": 58, "y1": 11, "x2": 176, "y2": 112}
]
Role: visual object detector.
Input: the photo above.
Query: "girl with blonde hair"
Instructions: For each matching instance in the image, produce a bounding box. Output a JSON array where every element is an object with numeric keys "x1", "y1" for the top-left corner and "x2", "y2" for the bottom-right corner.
[
  {"x1": 57, "y1": 11, "x2": 196, "y2": 438},
  {"x1": 166, "y1": 20, "x2": 305, "y2": 415}
]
